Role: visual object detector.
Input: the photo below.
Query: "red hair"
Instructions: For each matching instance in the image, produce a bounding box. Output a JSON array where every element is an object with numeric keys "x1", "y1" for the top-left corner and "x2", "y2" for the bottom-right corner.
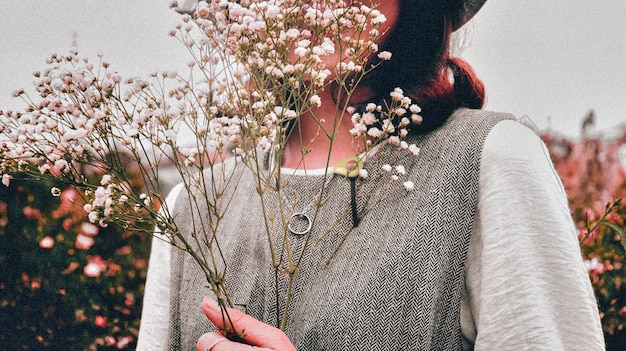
[{"x1": 352, "y1": 1, "x2": 488, "y2": 133}]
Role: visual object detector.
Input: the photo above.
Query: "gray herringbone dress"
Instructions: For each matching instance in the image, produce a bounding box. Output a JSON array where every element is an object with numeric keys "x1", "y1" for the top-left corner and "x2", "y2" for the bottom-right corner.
[{"x1": 169, "y1": 109, "x2": 511, "y2": 350}]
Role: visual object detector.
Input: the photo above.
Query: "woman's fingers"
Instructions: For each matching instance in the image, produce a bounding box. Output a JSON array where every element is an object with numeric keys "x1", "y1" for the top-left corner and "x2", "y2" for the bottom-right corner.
[
  {"x1": 196, "y1": 332, "x2": 228, "y2": 351},
  {"x1": 199, "y1": 296, "x2": 296, "y2": 351}
]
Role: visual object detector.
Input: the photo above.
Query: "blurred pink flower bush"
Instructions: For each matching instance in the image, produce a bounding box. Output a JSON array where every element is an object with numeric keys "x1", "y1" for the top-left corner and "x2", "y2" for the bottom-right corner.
[
  {"x1": 542, "y1": 130, "x2": 626, "y2": 349},
  {"x1": 0, "y1": 168, "x2": 151, "y2": 350}
]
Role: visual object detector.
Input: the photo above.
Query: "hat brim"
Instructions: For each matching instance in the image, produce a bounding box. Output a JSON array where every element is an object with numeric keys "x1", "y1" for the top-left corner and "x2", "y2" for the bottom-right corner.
[{"x1": 452, "y1": 0, "x2": 487, "y2": 31}]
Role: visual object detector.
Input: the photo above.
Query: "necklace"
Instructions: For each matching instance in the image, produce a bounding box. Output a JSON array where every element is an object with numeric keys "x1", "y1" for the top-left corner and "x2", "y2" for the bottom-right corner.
[
  {"x1": 287, "y1": 212, "x2": 312, "y2": 236},
  {"x1": 281, "y1": 154, "x2": 363, "y2": 236},
  {"x1": 281, "y1": 179, "x2": 321, "y2": 237},
  {"x1": 280, "y1": 167, "x2": 334, "y2": 237}
]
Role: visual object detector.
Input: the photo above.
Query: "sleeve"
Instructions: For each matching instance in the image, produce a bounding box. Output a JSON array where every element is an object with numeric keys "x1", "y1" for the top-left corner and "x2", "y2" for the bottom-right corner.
[
  {"x1": 136, "y1": 183, "x2": 184, "y2": 351},
  {"x1": 462, "y1": 119, "x2": 605, "y2": 350}
]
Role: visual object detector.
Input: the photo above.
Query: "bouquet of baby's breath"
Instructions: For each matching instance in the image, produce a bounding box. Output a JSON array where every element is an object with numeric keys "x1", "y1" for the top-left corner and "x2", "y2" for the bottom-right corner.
[{"x1": 0, "y1": 0, "x2": 423, "y2": 336}]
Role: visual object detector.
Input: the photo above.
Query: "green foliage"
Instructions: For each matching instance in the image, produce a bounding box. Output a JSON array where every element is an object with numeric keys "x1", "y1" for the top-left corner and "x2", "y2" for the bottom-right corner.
[
  {"x1": 579, "y1": 201, "x2": 626, "y2": 348},
  {"x1": 0, "y1": 177, "x2": 151, "y2": 350}
]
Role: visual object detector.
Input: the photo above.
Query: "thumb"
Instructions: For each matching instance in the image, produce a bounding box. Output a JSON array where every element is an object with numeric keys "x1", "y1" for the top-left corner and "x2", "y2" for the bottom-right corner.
[{"x1": 201, "y1": 296, "x2": 294, "y2": 350}]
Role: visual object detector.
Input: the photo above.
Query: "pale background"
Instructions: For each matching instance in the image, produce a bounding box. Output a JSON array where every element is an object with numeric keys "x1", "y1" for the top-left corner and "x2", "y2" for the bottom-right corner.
[{"x1": 1, "y1": 0, "x2": 624, "y2": 138}]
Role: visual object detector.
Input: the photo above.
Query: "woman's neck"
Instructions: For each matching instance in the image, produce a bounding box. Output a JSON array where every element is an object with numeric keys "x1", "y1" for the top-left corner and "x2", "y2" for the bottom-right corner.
[{"x1": 281, "y1": 87, "x2": 365, "y2": 170}]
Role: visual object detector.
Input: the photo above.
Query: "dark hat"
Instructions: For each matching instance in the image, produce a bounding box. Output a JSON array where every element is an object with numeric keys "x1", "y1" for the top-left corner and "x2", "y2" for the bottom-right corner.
[
  {"x1": 452, "y1": 0, "x2": 487, "y2": 30},
  {"x1": 175, "y1": 0, "x2": 487, "y2": 31}
]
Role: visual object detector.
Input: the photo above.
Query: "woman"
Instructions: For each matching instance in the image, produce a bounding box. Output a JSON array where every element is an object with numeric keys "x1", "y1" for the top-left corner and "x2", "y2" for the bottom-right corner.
[{"x1": 139, "y1": 0, "x2": 605, "y2": 350}]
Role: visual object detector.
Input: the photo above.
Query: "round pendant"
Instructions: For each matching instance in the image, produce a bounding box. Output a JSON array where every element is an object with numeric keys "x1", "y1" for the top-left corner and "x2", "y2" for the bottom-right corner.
[{"x1": 288, "y1": 212, "x2": 312, "y2": 236}]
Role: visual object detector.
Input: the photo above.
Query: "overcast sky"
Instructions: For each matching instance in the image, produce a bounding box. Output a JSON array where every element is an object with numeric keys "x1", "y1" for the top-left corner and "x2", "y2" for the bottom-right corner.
[{"x1": 1, "y1": 0, "x2": 625, "y2": 138}]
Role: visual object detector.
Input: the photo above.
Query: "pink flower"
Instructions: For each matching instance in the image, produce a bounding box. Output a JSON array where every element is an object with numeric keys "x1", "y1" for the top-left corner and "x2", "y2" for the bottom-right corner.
[
  {"x1": 116, "y1": 336, "x2": 133, "y2": 349},
  {"x1": 84, "y1": 255, "x2": 106, "y2": 277},
  {"x1": 584, "y1": 257, "x2": 604, "y2": 275},
  {"x1": 39, "y1": 236, "x2": 55, "y2": 249},
  {"x1": 95, "y1": 315, "x2": 106, "y2": 328},
  {"x1": 124, "y1": 293, "x2": 135, "y2": 307},
  {"x1": 105, "y1": 336, "x2": 116, "y2": 346},
  {"x1": 76, "y1": 234, "x2": 95, "y2": 250},
  {"x1": 23, "y1": 206, "x2": 42, "y2": 219},
  {"x1": 80, "y1": 222, "x2": 99, "y2": 236},
  {"x1": 115, "y1": 245, "x2": 132, "y2": 255},
  {"x1": 61, "y1": 262, "x2": 80, "y2": 275}
]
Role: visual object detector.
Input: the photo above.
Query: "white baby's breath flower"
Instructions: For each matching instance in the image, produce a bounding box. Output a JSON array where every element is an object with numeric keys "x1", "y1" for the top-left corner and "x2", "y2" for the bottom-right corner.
[
  {"x1": 370, "y1": 11, "x2": 387, "y2": 25},
  {"x1": 377, "y1": 51, "x2": 392, "y2": 60},
  {"x1": 390, "y1": 175, "x2": 399, "y2": 183},
  {"x1": 394, "y1": 107, "x2": 407, "y2": 116},
  {"x1": 403, "y1": 181, "x2": 415, "y2": 192},
  {"x1": 88, "y1": 211, "x2": 99, "y2": 223},
  {"x1": 367, "y1": 127, "x2": 382, "y2": 138},
  {"x1": 51, "y1": 187, "x2": 62, "y2": 197},
  {"x1": 39, "y1": 164, "x2": 51, "y2": 174},
  {"x1": 389, "y1": 88, "x2": 404, "y2": 101},
  {"x1": 54, "y1": 159, "x2": 69, "y2": 173},
  {"x1": 408, "y1": 144, "x2": 421, "y2": 156},
  {"x1": 2, "y1": 174, "x2": 11, "y2": 187},
  {"x1": 381, "y1": 119, "x2": 395, "y2": 134},
  {"x1": 310, "y1": 95, "x2": 322, "y2": 107},
  {"x1": 388, "y1": 136, "x2": 400, "y2": 146},
  {"x1": 395, "y1": 165, "x2": 406, "y2": 175},
  {"x1": 294, "y1": 46, "x2": 308, "y2": 58},
  {"x1": 350, "y1": 124, "x2": 367, "y2": 137},
  {"x1": 400, "y1": 97, "x2": 411, "y2": 108},
  {"x1": 365, "y1": 103, "x2": 377, "y2": 112},
  {"x1": 382, "y1": 164, "x2": 392, "y2": 173},
  {"x1": 100, "y1": 174, "x2": 112, "y2": 185},
  {"x1": 358, "y1": 169, "x2": 368, "y2": 179},
  {"x1": 361, "y1": 112, "x2": 377, "y2": 126}
]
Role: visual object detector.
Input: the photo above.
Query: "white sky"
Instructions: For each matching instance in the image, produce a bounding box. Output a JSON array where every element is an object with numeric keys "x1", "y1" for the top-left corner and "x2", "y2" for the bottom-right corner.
[{"x1": 1, "y1": 0, "x2": 625, "y2": 138}]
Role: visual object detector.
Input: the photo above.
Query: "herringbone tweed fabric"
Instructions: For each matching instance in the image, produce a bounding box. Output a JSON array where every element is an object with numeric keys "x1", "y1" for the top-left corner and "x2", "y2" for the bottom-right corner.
[{"x1": 169, "y1": 109, "x2": 513, "y2": 350}]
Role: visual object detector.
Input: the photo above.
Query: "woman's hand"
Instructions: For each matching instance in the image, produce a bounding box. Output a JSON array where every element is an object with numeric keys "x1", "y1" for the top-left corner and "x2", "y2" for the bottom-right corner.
[{"x1": 197, "y1": 296, "x2": 297, "y2": 351}]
